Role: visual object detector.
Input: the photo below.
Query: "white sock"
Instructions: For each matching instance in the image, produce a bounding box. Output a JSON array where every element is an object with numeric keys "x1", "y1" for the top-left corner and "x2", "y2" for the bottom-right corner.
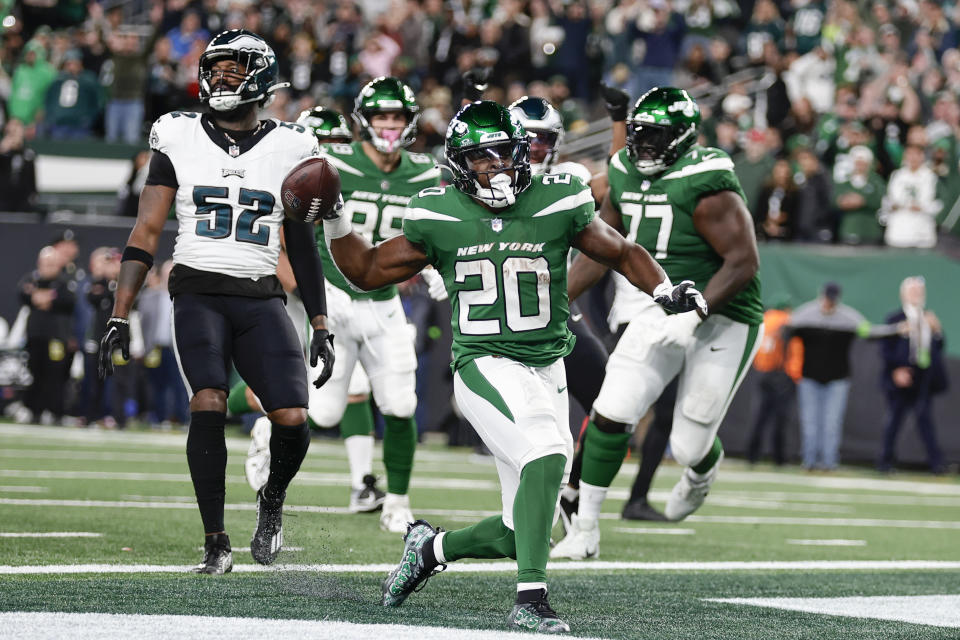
[
  {"x1": 517, "y1": 582, "x2": 547, "y2": 593},
  {"x1": 384, "y1": 492, "x2": 409, "y2": 508},
  {"x1": 433, "y1": 531, "x2": 447, "y2": 563},
  {"x1": 560, "y1": 485, "x2": 579, "y2": 502},
  {"x1": 344, "y1": 435, "x2": 373, "y2": 490},
  {"x1": 576, "y1": 481, "x2": 608, "y2": 525}
]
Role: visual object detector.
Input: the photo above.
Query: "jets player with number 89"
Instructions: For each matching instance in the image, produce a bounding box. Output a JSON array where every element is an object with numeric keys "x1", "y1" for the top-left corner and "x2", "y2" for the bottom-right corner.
[
  {"x1": 551, "y1": 87, "x2": 764, "y2": 560},
  {"x1": 322, "y1": 100, "x2": 706, "y2": 633},
  {"x1": 309, "y1": 77, "x2": 443, "y2": 533},
  {"x1": 97, "y1": 30, "x2": 335, "y2": 575}
]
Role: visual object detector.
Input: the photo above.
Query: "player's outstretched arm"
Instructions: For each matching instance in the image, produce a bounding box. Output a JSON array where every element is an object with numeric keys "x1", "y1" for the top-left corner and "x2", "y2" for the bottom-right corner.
[
  {"x1": 99, "y1": 183, "x2": 174, "y2": 377},
  {"x1": 326, "y1": 225, "x2": 430, "y2": 291},
  {"x1": 692, "y1": 190, "x2": 760, "y2": 313},
  {"x1": 567, "y1": 192, "x2": 625, "y2": 301},
  {"x1": 572, "y1": 215, "x2": 666, "y2": 296}
]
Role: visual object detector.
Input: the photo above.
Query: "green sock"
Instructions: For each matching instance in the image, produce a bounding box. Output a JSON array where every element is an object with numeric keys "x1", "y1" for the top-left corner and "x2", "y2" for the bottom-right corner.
[
  {"x1": 580, "y1": 421, "x2": 631, "y2": 488},
  {"x1": 340, "y1": 401, "x2": 374, "y2": 438},
  {"x1": 227, "y1": 382, "x2": 252, "y2": 415},
  {"x1": 514, "y1": 454, "x2": 566, "y2": 584},
  {"x1": 442, "y1": 515, "x2": 516, "y2": 561},
  {"x1": 382, "y1": 415, "x2": 416, "y2": 495},
  {"x1": 692, "y1": 437, "x2": 723, "y2": 475}
]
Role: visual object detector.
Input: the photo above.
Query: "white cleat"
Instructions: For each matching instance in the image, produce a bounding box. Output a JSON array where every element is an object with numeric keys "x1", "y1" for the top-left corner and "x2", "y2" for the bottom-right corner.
[
  {"x1": 549, "y1": 514, "x2": 599, "y2": 560},
  {"x1": 245, "y1": 416, "x2": 272, "y2": 492},
  {"x1": 664, "y1": 451, "x2": 723, "y2": 521},
  {"x1": 380, "y1": 493, "x2": 414, "y2": 534}
]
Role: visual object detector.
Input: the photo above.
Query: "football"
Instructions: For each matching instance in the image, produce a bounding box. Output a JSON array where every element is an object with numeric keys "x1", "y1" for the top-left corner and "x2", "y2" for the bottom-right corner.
[{"x1": 281, "y1": 156, "x2": 341, "y2": 223}]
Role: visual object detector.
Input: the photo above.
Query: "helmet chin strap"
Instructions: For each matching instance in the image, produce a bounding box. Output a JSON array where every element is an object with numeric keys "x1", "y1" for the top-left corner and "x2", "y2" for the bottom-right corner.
[{"x1": 481, "y1": 172, "x2": 516, "y2": 208}]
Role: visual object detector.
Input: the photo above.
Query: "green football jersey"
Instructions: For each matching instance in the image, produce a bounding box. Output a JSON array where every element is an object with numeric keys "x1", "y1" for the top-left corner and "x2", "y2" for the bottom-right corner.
[
  {"x1": 316, "y1": 141, "x2": 441, "y2": 300},
  {"x1": 608, "y1": 145, "x2": 763, "y2": 325},
  {"x1": 403, "y1": 173, "x2": 595, "y2": 370}
]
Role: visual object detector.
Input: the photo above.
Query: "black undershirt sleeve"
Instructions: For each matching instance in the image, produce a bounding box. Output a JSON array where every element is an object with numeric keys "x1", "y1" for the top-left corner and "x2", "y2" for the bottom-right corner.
[
  {"x1": 144, "y1": 151, "x2": 178, "y2": 188},
  {"x1": 283, "y1": 218, "x2": 327, "y2": 319}
]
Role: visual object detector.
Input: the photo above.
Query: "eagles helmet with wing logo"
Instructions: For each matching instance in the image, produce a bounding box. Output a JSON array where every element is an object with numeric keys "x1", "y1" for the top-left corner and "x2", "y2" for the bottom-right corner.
[
  {"x1": 297, "y1": 106, "x2": 352, "y2": 144},
  {"x1": 508, "y1": 96, "x2": 564, "y2": 173},
  {"x1": 352, "y1": 76, "x2": 420, "y2": 154},
  {"x1": 198, "y1": 29, "x2": 288, "y2": 112},
  {"x1": 626, "y1": 87, "x2": 701, "y2": 175},
  {"x1": 446, "y1": 100, "x2": 531, "y2": 209}
]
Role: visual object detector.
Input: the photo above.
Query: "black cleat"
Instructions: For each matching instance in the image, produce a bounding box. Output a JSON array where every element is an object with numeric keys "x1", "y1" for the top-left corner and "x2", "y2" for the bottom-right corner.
[
  {"x1": 381, "y1": 520, "x2": 445, "y2": 606},
  {"x1": 621, "y1": 498, "x2": 667, "y2": 521},
  {"x1": 251, "y1": 487, "x2": 284, "y2": 565},
  {"x1": 193, "y1": 533, "x2": 233, "y2": 575},
  {"x1": 508, "y1": 590, "x2": 570, "y2": 634},
  {"x1": 350, "y1": 474, "x2": 386, "y2": 513}
]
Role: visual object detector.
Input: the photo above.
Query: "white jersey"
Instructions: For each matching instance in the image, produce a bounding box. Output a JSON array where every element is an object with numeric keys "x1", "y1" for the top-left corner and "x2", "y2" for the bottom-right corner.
[{"x1": 149, "y1": 112, "x2": 320, "y2": 279}]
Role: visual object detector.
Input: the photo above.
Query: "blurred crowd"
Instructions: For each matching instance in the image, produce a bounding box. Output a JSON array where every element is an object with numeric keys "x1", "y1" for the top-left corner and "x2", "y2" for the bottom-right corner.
[{"x1": 1, "y1": 1, "x2": 960, "y2": 245}]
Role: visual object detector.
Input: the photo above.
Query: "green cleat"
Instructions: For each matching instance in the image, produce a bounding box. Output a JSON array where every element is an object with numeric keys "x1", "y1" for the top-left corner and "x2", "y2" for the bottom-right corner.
[
  {"x1": 508, "y1": 592, "x2": 570, "y2": 634},
  {"x1": 381, "y1": 520, "x2": 445, "y2": 606}
]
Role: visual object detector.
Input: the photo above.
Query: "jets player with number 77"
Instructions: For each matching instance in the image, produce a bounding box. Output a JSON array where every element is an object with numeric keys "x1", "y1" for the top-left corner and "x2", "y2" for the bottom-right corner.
[
  {"x1": 323, "y1": 100, "x2": 706, "y2": 633},
  {"x1": 97, "y1": 30, "x2": 335, "y2": 575},
  {"x1": 551, "y1": 87, "x2": 764, "y2": 561}
]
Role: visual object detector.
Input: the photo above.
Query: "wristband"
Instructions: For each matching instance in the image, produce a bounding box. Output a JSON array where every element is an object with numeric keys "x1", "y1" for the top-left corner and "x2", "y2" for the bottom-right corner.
[
  {"x1": 121, "y1": 246, "x2": 154, "y2": 269},
  {"x1": 323, "y1": 214, "x2": 353, "y2": 239}
]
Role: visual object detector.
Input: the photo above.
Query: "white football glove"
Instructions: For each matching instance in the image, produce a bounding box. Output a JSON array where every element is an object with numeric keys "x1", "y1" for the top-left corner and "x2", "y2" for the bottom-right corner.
[
  {"x1": 652, "y1": 279, "x2": 708, "y2": 317},
  {"x1": 657, "y1": 310, "x2": 702, "y2": 350},
  {"x1": 420, "y1": 267, "x2": 447, "y2": 301}
]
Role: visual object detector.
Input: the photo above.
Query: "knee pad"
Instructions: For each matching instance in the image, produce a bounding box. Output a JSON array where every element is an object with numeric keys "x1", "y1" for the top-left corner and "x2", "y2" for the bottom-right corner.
[
  {"x1": 679, "y1": 386, "x2": 724, "y2": 426},
  {"x1": 307, "y1": 398, "x2": 348, "y2": 428}
]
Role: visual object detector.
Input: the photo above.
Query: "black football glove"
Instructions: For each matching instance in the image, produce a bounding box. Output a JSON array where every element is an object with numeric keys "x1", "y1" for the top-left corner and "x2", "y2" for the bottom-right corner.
[
  {"x1": 310, "y1": 328, "x2": 336, "y2": 389},
  {"x1": 652, "y1": 280, "x2": 709, "y2": 317},
  {"x1": 98, "y1": 317, "x2": 130, "y2": 378},
  {"x1": 600, "y1": 83, "x2": 631, "y2": 122},
  {"x1": 463, "y1": 68, "x2": 491, "y2": 102}
]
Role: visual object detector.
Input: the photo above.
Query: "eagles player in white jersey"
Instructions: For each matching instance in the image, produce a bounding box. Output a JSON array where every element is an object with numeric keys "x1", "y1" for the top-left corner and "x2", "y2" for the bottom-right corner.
[{"x1": 98, "y1": 30, "x2": 335, "y2": 575}]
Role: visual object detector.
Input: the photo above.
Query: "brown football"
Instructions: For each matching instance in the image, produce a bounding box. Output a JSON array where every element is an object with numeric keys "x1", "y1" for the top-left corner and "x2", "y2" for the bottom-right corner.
[{"x1": 281, "y1": 156, "x2": 341, "y2": 223}]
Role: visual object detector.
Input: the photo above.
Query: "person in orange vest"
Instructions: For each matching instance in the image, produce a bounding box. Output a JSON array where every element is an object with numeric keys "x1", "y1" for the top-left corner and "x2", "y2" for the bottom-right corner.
[{"x1": 746, "y1": 294, "x2": 803, "y2": 465}]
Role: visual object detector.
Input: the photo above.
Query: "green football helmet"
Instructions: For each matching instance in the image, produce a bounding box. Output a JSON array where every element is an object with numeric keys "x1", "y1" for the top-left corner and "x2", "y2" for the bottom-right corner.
[
  {"x1": 297, "y1": 106, "x2": 352, "y2": 144},
  {"x1": 626, "y1": 87, "x2": 701, "y2": 175},
  {"x1": 446, "y1": 100, "x2": 531, "y2": 209},
  {"x1": 353, "y1": 76, "x2": 420, "y2": 153}
]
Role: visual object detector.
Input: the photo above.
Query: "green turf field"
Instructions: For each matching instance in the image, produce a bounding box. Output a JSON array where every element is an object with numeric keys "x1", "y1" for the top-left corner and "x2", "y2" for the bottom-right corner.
[{"x1": 0, "y1": 423, "x2": 958, "y2": 639}]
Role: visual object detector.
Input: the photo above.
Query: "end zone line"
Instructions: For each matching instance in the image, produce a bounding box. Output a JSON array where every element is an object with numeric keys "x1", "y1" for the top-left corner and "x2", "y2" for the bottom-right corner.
[{"x1": 2, "y1": 560, "x2": 960, "y2": 575}]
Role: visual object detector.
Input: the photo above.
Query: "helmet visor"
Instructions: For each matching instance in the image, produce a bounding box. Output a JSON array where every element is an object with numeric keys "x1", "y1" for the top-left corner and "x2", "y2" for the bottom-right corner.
[
  {"x1": 527, "y1": 130, "x2": 559, "y2": 164},
  {"x1": 463, "y1": 142, "x2": 516, "y2": 173}
]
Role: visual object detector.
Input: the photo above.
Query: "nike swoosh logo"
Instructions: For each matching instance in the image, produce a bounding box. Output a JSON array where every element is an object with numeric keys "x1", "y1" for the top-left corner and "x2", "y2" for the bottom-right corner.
[
  {"x1": 557, "y1": 386, "x2": 567, "y2": 393},
  {"x1": 710, "y1": 346, "x2": 725, "y2": 352}
]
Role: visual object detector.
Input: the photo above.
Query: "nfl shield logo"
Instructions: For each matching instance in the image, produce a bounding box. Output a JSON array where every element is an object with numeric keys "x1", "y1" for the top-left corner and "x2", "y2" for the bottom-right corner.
[{"x1": 491, "y1": 218, "x2": 503, "y2": 232}]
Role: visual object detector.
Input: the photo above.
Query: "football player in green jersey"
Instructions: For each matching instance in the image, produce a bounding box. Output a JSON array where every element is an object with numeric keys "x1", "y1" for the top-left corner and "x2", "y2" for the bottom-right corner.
[
  {"x1": 310, "y1": 77, "x2": 442, "y2": 532},
  {"x1": 551, "y1": 87, "x2": 764, "y2": 561},
  {"x1": 297, "y1": 106, "x2": 352, "y2": 144},
  {"x1": 321, "y1": 100, "x2": 706, "y2": 633}
]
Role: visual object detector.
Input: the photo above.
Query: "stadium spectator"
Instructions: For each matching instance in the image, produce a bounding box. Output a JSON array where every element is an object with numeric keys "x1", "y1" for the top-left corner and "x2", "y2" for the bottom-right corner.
[
  {"x1": 834, "y1": 145, "x2": 886, "y2": 245},
  {"x1": 16, "y1": 246, "x2": 77, "y2": 425},
  {"x1": 734, "y1": 128, "x2": 776, "y2": 215},
  {"x1": 747, "y1": 295, "x2": 802, "y2": 466},
  {"x1": 139, "y1": 261, "x2": 189, "y2": 430},
  {"x1": 756, "y1": 158, "x2": 800, "y2": 240},
  {"x1": 789, "y1": 283, "x2": 867, "y2": 471},
  {"x1": 81, "y1": 247, "x2": 120, "y2": 428},
  {"x1": 882, "y1": 144, "x2": 941, "y2": 248},
  {"x1": 877, "y1": 276, "x2": 948, "y2": 474},
  {"x1": 165, "y1": 9, "x2": 209, "y2": 60},
  {"x1": 628, "y1": 0, "x2": 686, "y2": 97},
  {"x1": 7, "y1": 40, "x2": 56, "y2": 128},
  {"x1": 0, "y1": 119, "x2": 38, "y2": 213},
  {"x1": 792, "y1": 148, "x2": 834, "y2": 242},
  {"x1": 42, "y1": 49, "x2": 103, "y2": 139}
]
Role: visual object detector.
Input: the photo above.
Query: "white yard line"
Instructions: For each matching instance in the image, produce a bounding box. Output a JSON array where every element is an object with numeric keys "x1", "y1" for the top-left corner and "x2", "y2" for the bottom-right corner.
[
  {"x1": 785, "y1": 539, "x2": 867, "y2": 547},
  {"x1": 0, "y1": 612, "x2": 610, "y2": 640},
  {"x1": 612, "y1": 527, "x2": 695, "y2": 536},
  {"x1": 0, "y1": 485, "x2": 47, "y2": 493},
  {"x1": 2, "y1": 560, "x2": 960, "y2": 575},
  {"x1": 707, "y1": 595, "x2": 960, "y2": 628},
  {"x1": 2, "y1": 497, "x2": 959, "y2": 530},
  {"x1": 195, "y1": 546, "x2": 303, "y2": 552},
  {"x1": 0, "y1": 532, "x2": 102, "y2": 538}
]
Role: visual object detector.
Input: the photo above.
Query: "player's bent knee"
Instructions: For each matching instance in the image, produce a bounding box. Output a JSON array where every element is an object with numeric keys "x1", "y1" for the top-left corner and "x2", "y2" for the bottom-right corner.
[
  {"x1": 670, "y1": 435, "x2": 714, "y2": 468},
  {"x1": 380, "y1": 392, "x2": 417, "y2": 419},
  {"x1": 191, "y1": 388, "x2": 227, "y2": 413},
  {"x1": 269, "y1": 407, "x2": 307, "y2": 426},
  {"x1": 593, "y1": 412, "x2": 631, "y2": 434},
  {"x1": 307, "y1": 402, "x2": 347, "y2": 428}
]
